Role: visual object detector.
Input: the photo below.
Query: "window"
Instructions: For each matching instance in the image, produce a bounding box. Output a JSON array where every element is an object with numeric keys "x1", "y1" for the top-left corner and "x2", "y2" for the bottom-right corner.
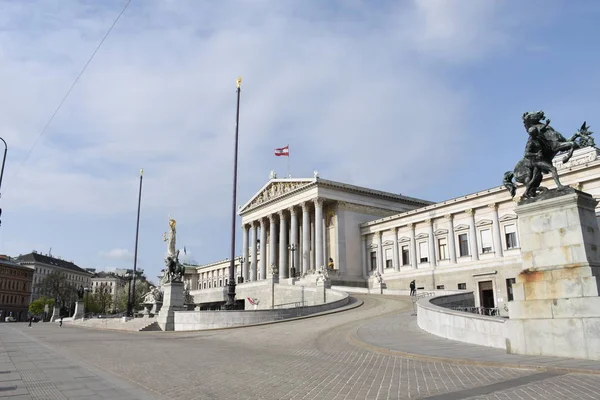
[
  {"x1": 505, "y1": 224, "x2": 518, "y2": 249},
  {"x1": 436, "y1": 285, "x2": 445, "y2": 290},
  {"x1": 458, "y1": 234, "x2": 469, "y2": 257},
  {"x1": 401, "y1": 246, "x2": 410, "y2": 265},
  {"x1": 438, "y1": 238, "x2": 448, "y2": 260},
  {"x1": 370, "y1": 251, "x2": 377, "y2": 271},
  {"x1": 419, "y1": 241, "x2": 428, "y2": 263},
  {"x1": 458, "y1": 283, "x2": 467, "y2": 290},
  {"x1": 385, "y1": 249, "x2": 393, "y2": 269},
  {"x1": 480, "y1": 229, "x2": 493, "y2": 253},
  {"x1": 506, "y1": 278, "x2": 516, "y2": 301}
]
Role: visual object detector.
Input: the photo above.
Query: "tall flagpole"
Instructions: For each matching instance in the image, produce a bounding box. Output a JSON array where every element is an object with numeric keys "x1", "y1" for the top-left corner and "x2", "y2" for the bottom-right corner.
[
  {"x1": 225, "y1": 76, "x2": 242, "y2": 310},
  {"x1": 287, "y1": 144, "x2": 290, "y2": 178}
]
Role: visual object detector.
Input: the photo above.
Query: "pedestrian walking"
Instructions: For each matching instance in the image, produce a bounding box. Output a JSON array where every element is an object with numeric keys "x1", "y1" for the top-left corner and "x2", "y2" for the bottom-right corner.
[
  {"x1": 59, "y1": 316, "x2": 63, "y2": 327},
  {"x1": 28, "y1": 315, "x2": 33, "y2": 328},
  {"x1": 410, "y1": 280, "x2": 416, "y2": 296}
]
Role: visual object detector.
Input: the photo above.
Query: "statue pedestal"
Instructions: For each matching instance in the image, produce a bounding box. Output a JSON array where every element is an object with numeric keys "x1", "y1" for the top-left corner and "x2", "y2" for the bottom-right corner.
[
  {"x1": 506, "y1": 189, "x2": 600, "y2": 360},
  {"x1": 73, "y1": 301, "x2": 84, "y2": 320},
  {"x1": 50, "y1": 306, "x2": 60, "y2": 322},
  {"x1": 157, "y1": 282, "x2": 184, "y2": 331}
]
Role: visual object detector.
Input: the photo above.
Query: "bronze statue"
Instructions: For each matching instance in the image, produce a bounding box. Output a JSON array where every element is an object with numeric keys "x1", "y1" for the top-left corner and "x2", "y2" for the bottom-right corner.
[{"x1": 503, "y1": 111, "x2": 593, "y2": 200}]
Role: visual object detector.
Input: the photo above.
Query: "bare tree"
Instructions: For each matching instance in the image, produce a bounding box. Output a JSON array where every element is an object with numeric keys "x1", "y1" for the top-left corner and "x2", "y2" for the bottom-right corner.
[{"x1": 35, "y1": 271, "x2": 77, "y2": 310}]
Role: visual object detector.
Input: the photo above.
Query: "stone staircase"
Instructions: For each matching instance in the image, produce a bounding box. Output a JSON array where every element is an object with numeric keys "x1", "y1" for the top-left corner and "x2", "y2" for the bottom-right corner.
[{"x1": 67, "y1": 317, "x2": 159, "y2": 332}]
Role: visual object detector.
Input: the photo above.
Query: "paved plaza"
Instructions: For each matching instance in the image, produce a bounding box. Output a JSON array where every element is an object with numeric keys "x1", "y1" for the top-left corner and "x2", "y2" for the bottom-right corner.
[{"x1": 2, "y1": 294, "x2": 600, "y2": 399}]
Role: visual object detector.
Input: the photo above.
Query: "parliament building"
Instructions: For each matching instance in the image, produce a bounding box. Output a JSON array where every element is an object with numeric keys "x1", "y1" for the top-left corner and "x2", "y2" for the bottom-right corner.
[{"x1": 185, "y1": 146, "x2": 600, "y2": 314}]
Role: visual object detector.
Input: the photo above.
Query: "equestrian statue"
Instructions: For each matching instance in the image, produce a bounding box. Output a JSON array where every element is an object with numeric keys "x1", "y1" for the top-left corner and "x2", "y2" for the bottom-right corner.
[{"x1": 503, "y1": 111, "x2": 594, "y2": 200}]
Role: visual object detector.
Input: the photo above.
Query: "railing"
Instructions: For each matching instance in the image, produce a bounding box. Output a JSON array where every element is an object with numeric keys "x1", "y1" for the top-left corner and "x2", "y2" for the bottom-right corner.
[
  {"x1": 411, "y1": 292, "x2": 435, "y2": 315},
  {"x1": 451, "y1": 306, "x2": 502, "y2": 317},
  {"x1": 273, "y1": 301, "x2": 307, "y2": 309}
]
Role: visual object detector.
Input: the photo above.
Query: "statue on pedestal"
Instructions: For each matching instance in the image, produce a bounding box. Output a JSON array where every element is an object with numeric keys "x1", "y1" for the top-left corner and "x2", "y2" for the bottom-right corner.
[
  {"x1": 142, "y1": 286, "x2": 163, "y2": 304},
  {"x1": 503, "y1": 111, "x2": 593, "y2": 200},
  {"x1": 161, "y1": 218, "x2": 185, "y2": 283}
]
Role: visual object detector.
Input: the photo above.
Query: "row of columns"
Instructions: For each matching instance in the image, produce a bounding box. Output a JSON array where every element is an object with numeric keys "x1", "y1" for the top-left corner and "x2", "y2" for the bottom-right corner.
[
  {"x1": 363, "y1": 204, "x2": 505, "y2": 276},
  {"x1": 240, "y1": 198, "x2": 327, "y2": 281}
]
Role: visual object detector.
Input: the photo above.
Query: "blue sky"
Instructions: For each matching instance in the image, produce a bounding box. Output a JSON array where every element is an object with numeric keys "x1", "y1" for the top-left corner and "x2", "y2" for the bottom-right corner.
[{"x1": 1, "y1": 0, "x2": 599, "y2": 283}]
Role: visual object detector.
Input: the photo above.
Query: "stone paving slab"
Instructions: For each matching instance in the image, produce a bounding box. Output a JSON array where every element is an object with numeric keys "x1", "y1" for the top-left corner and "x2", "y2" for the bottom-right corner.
[
  {"x1": 352, "y1": 299, "x2": 600, "y2": 374},
  {"x1": 0, "y1": 323, "x2": 162, "y2": 399}
]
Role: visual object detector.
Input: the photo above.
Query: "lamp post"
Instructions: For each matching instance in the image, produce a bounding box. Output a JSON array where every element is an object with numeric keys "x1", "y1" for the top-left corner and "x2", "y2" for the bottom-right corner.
[
  {"x1": 238, "y1": 257, "x2": 245, "y2": 283},
  {"x1": 0, "y1": 137, "x2": 7, "y2": 226},
  {"x1": 225, "y1": 76, "x2": 243, "y2": 310},
  {"x1": 288, "y1": 244, "x2": 297, "y2": 278},
  {"x1": 125, "y1": 269, "x2": 133, "y2": 317},
  {"x1": 130, "y1": 168, "x2": 144, "y2": 317},
  {"x1": 83, "y1": 287, "x2": 90, "y2": 317}
]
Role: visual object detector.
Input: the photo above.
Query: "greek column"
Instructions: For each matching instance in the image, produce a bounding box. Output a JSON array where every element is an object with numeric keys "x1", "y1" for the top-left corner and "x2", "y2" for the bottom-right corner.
[
  {"x1": 250, "y1": 222, "x2": 258, "y2": 281},
  {"x1": 259, "y1": 218, "x2": 267, "y2": 280},
  {"x1": 278, "y1": 210, "x2": 288, "y2": 279},
  {"x1": 302, "y1": 202, "x2": 310, "y2": 275},
  {"x1": 242, "y1": 223, "x2": 249, "y2": 281},
  {"x1": 269, "y1": 214, "x2": 277, "y2": 275},
  {"x1": 489, "y1": 203, "x2": 503, "y2": 257},
  {"x1": 445, "y1": 214, "x2": 457, "y2": 264},
  {"x1": 377, "y1": 231, "x2": 384, "y2": 273},
  {"x1": 426, "y1": 219, "x2": 436, "y2": 268},
  {"x1": 408, "y1": 223, "x2": 418, "y2": 268},
  {"x1": 361, "y1": 235, "x2": 368, "y2": 278},
  {"x1": 392, "y1": 227, "x2": 400, "y2": 271},
  {"x1": 314, "y1": 198, "x2": 324, "y2": 270},
  {"x1": 289, "y1": 206, "x2": 299, "y2": 277},
  {"x1": 466, "y1": 208, "x2": 479, "y2": 261}
]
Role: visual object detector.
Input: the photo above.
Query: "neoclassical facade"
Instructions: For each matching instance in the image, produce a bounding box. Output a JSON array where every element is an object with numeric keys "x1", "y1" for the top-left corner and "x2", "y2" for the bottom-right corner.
[{"x1": 185, "y1": 146, "x2": 600, "y2": 313}]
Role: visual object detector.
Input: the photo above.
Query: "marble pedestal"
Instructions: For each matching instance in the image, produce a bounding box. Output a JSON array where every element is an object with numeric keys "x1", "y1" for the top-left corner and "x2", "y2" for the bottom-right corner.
[
  {"x1": 73, "y1": 301, "x2": 84, "y2": 320},
  {"x1": 506, "y1": 189, "x2": 600, "y2": 360},
  {"x1": 157, "y1": 282, "x2": 185, "y2": 331}
]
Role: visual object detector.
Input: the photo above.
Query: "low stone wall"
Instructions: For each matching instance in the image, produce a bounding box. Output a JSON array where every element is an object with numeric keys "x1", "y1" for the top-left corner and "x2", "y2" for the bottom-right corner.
[
  {"x1": 417, "y1": 292, "x2": 507, "y2": 349},
  {"x1": 174, "y1": 289, "x2": 350, "y2": 331}
]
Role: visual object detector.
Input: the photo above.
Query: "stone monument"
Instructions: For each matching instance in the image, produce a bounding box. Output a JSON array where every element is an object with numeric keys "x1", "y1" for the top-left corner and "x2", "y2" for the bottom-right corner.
[
  {"x1": 157, "y1": 218, "x2": 186, "y2": 331},
  {"x1": 503, "y1": 111, "x2": 600, "y2": 360},
  {"x1": 72, "y1": 285, "x2": 85, "y2": 320}
]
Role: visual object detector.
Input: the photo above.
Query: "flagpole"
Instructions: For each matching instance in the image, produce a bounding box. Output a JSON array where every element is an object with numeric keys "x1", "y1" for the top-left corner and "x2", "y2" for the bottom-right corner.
[
  {"x1": 225, "y1": 76, "x2": 242, "y2": 310},
  {"x1": 287, "y1": 144, "x2": 290, "y2": 178}
]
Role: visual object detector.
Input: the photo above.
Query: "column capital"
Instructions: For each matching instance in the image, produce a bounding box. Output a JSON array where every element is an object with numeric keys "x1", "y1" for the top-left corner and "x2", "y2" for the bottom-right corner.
[
  {"x1": 487, "y1": 203, "x2": 499, "y2": 210},
  {"x1": 465, "y1": 208, "x2": 475, "y2": 216},
  {"x1": 391, "y1": 226, "x2": 399, "y2": 233},
  {"x1": 377, "y1": 231, "x2": 383, "y2": 238},
  {"x1": 288, "y1": 205, "x2": 297, "y2": 214},
  {"x1": 278, "y1": 209, "x2": 286, "y2": 218},
  {"x1": 259, "y1": 218, "x2": 266, "y2": 226},
  {"x1": 444, "y1": 213, "x2": 453, "y2": 220},
  {"x1": 313, "y1": 197, "x2": 324, "y2": 206},
  {"x1": 407, "y1": 222, "x2": 414, "y2": 229},
  {"x1": 425, "y1": 218, "x2": 433, "y2": 224},
  {"x1": 268, "y1": 214, "x2": 276, "y2": 223},
  {"x1": 301, "y1": 202, "x2": 310, "y2": 212}
]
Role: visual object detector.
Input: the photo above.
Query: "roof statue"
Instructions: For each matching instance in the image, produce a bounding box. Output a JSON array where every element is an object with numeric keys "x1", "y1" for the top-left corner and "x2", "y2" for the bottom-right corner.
[
  {"x1": 269, "y1": 170, "x2": 277, "y2": 180},
  {"x1": 503, "y1": 111, "x2": 594, "y2": 201}
]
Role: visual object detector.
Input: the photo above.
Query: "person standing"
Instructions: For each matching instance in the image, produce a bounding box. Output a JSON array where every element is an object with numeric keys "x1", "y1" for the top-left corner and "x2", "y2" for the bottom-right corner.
[
  {"x1": 28, "y1": 315, "x2": 33, "y2": 328},
  {"x1": 410, "y1": 280, "x2": 416, "y2": 296},
  {"x1": 59, "y1": 316, "x2": 63, "y2": 327}
]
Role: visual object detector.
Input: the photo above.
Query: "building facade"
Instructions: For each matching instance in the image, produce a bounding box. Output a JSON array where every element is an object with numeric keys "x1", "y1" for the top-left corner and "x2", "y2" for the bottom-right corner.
[
  {"x1": 0, "y1": 255, "x2": 34, "y2": 322},
  {"x1": 185, "y1": 146, "x2": 600, "y2": 314},
  {"x1": 16, "y1": 252, "x2": 93, "y2": 301},
  {"x1": 91, "y1": 272, "x2": 127, "y2": 312}
]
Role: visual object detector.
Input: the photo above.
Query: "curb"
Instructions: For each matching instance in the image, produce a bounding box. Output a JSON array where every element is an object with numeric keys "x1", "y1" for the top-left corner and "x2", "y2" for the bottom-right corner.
[{"x1": 346, "y1": 327, "x2": 600, "y2": 376}]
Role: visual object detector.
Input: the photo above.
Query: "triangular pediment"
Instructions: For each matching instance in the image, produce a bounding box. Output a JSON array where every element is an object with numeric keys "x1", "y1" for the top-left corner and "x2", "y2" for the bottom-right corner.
[
  {"x1": 239, "y1": 179, "x2": 315, "y2": 214},
  {"x1": 434, "y1": 229, "x2": 448, "y2": 236},
  {"x1": 476, "y1": 219, "x2": 493, "y2": 227},
  {"x1": 399, "y1": 236, "x2": 411, "y2": 243},
  {"x1": 454, "y1": 224, "x2": 469, "y2": 231},
  {"x1": 415, "y1": 233, "x2": 429, "y2": 240},
  {"x1": 499, "y1": 214, "x2": 517, "y2": 222}
]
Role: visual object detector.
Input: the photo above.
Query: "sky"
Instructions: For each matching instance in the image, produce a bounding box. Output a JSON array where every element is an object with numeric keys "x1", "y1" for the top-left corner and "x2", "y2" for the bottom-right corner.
[{"x1": 1, "y1": 0, "x2": 600, "y2": 283}]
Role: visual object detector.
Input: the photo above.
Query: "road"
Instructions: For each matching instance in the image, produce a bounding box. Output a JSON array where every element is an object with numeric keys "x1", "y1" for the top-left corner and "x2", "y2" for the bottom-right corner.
[{"x1": 2, "y1": 294, "x2": 600, "y2": 399}]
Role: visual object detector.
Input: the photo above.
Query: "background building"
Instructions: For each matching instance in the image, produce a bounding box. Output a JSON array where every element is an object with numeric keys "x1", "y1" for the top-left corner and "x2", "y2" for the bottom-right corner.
[{"x1": 0, "y1": 255, "x2": 34, "y2": 322}]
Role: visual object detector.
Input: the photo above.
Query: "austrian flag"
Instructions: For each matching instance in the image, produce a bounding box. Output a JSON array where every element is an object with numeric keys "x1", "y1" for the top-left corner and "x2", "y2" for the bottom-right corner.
[{"x1": 274, "y1": 145, "x2": 289, "y2": 157}]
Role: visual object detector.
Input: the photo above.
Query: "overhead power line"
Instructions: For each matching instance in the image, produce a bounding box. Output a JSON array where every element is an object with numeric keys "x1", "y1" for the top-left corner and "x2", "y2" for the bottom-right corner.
[{"x1": 9, "y1": 0, "x2": 133, "y2": 189}]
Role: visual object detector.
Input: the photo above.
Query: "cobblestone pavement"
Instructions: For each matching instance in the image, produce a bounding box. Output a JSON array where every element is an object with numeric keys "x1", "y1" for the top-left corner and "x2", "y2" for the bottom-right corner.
[
  {"x1": 2, "y1": 294, "x2": 600, "y2": 399},
  {"x1": 0, "y1": 323, "x2": 159, "y2": 399}
]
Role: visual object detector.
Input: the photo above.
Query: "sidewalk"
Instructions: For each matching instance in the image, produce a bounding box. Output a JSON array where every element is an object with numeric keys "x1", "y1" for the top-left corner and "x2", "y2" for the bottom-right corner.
[
  {"x1": 0, "y1": 323, "x2": 161, "y2": 399},
  {"x1": 350, "y1": 302, "x2": 600, "y2": 375}
]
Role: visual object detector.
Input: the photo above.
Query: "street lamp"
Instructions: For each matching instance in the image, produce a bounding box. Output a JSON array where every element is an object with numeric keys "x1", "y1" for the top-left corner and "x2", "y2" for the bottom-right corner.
[
  {"x1": 0, "y1": 137, "x2": 7, "y2": 226},
  {"x1": 288, "y1": 244, "x2": 297, "y2": 278},
  {"x1": 238, "y1": 257, "x2": 245, "y2": 283},
  {"x1": 225, "y1": 76, "x2": 243, "y2": 310},
  {"x1": 130, "y1": 168, "x2": 144, "y2": 317},
  {"x1": 125, "y1": 269, "x2": 133, "y2": 317}
]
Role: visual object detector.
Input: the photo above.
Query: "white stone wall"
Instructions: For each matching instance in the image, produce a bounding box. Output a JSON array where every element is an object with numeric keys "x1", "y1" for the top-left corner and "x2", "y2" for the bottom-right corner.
[{"x1": 417, "y1": 293, "x2": 507, "y2": 349}]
